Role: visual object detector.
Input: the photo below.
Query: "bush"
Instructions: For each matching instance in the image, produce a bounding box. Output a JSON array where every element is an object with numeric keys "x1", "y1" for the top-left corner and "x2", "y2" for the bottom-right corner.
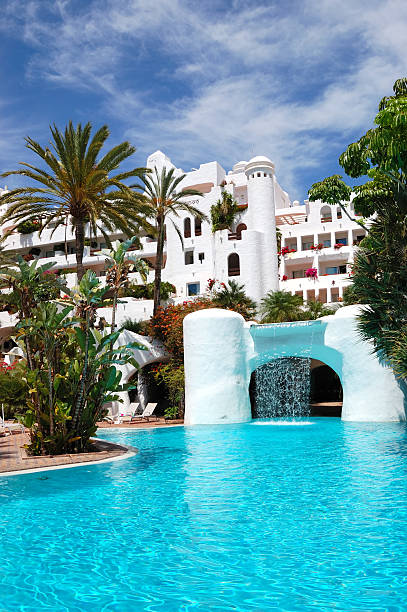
[
  {"x1": 17, "y1": 219, "x2": 41, "y2": 234},
  {"x1": 0, "y1": 360, "x2": 29, "y2": 419},
  {"x1": 121, "y1": 318, "x2": 149, "y2": 335},
  {"x1": 124, "y1": 281, "x2": 176, "y2": 301}
]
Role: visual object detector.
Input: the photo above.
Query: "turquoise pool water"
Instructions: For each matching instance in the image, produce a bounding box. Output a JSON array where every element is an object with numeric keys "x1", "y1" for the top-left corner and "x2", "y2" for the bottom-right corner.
[{"x1": 1, "y1": 419, "x2": 407, "y2": 610}]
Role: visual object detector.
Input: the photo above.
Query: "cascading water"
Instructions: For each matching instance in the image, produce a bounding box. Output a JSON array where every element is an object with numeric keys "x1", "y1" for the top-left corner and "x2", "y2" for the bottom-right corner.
[{"x1": 251, "y1": 357, "x2": 311, "y2": 418}]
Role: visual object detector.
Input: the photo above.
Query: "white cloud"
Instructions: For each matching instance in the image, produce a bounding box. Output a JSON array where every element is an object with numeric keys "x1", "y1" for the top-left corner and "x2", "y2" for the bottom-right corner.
[{"x1": 1, "y1": 0, "x2": 407, "y2": 197}]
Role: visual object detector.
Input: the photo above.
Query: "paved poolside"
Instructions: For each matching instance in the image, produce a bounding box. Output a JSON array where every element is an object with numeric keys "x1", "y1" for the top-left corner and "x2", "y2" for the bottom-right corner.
[{"x1": 0, "y1": 420, "x2": 184, "y2": 474}]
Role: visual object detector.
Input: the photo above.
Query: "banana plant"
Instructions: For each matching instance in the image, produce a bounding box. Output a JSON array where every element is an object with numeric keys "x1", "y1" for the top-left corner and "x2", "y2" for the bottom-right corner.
[{"x1": 16, "y1": 303, "x2": 73, "y2": 438}]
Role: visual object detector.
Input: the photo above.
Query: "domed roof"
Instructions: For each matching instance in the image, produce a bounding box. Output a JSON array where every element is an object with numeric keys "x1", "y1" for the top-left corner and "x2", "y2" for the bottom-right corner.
[
  {"x1": 247, "y1": 155, "x2": 273, "y2": 165},
  {"x1": 244, "y1": 155, "x2": 275, "y2": 174},
  {"x1": 232, "y1": 160, "x2": 248, "y2": 173}
]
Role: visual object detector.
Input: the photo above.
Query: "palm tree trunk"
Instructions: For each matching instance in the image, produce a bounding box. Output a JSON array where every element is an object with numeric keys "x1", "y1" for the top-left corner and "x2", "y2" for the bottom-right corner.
[
  {"x1": 72, "y1": 311, "x2": 90, "y2": 436},
  {"x1": 110, "y1": 288, "x2": 118, "y2": 352},
  {"x1": 75, "y1": 221, "x2": 85, "y2": 281},
  {"x1": 153, "y1": 216, "x2": 164, "y2": 316}
]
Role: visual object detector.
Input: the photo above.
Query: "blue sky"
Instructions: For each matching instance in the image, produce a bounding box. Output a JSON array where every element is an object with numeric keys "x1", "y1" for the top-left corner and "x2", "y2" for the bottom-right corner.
[{"x1": 0, "y1": 0, "x2": 406, "y2": 201}]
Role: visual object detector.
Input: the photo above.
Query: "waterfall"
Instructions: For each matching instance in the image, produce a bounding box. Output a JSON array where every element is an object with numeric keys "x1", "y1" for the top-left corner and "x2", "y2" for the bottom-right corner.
[{"x1": 251, "y1": 357, "x2": 311, "y2": 418}]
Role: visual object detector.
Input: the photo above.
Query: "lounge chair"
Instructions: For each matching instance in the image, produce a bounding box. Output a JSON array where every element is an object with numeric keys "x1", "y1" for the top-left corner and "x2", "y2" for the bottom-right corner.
[
  {"x1": 118, "y1": 403, "x2": 141, "y2": 424},
  {"x1": 131, "y1": 403, "x2": 158, "y2": 422}
]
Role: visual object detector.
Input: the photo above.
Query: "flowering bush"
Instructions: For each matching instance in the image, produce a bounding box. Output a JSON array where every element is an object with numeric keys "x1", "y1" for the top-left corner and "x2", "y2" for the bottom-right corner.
[
  {"x1": 334, "y1": 243, "x2": 344, "y2": 249},
  {"x1": 282, "y1": 274, "x2": 288, "y2": 281},
  {"x1": 310, "y1": 243, "x2": 323, "y2": 251},
  {"x1": 305, "y1": 267, "x2": 318, "y2": 278},
  {"x1": 279, "y1": 246, "x2": 297, "y2": 256}
]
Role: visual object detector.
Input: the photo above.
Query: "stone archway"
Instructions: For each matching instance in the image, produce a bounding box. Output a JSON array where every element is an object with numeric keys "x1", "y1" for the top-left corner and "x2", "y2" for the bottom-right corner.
[{"x1": 183, "y1": 307, "x2": 407, "y2": 424}]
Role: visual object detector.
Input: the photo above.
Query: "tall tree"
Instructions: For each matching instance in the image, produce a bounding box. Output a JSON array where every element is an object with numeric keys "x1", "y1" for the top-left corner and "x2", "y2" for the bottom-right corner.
[
  {"x1": 307, "y1": 78, "x2": 407, "y2": 377},
  {"x1": 138, "y1": 166, "x2": 207, "y2": 315},
  {"x1": 0, "y1": 121, "x2": 152, "y2": 280}
]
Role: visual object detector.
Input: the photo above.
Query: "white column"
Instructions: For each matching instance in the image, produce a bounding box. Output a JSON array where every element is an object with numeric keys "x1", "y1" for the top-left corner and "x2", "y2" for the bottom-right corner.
[
  {"x1": 296, "y1": 235, "x2": 302, "y2": 252},
  {"x1": 339, "y1": 285, "x2": 344, "y2": 299},
  {"x1": 348, "y1": 229, "x2": 353, "y2": 247},
  {"x1": 313, "y1": 232, "x2": 319, "y2": 246},
  {"x1": 327, "y1": 286, "x2": 332, "y2": 303},
  {"x1": 331, "y1": 230, "x2": 336, "y2": 247},
  {"x1": 315, "y1": 288, "x2": 320, "y2": 302},
  {"x1": 302, "y1": 289, "x2": 307, "y2": 302}
]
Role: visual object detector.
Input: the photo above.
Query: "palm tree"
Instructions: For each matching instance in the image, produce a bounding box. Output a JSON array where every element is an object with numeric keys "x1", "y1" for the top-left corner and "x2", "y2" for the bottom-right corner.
[
  {"x1": 212, "y1": 280, "x2": 256, "y2": 319},
  {"x1": 303, "y1": 300, "x2": 334, "y2": 320},
  {"x1": 138, "y1": 166, "x2": 207, "y2": 315},
  {"x1": 210, "y1": 191, "x2": 240, "y2": 232},
  {"x1": 0, "y1": 121, "x2": 152, "y2": 281},
  {"x1": 259, "y1": 290, "x2": 304, "y2": 323}
]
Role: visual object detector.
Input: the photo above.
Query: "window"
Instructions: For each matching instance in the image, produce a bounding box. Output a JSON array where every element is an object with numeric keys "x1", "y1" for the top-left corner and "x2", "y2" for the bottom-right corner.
[
  {"x1": 187, "y1": 282, "x2": 200, "y2": 296},
  {"x1": 198, "y1": 252, "x2": 204, "y2": 263},
  {"x1": 257, "y1": 172, "x2": 261, "y2": 177},
  {"x1": 325, "y1": 265, "x2": 346, "y2": 275},
  {"x1": 184, "y1": 218, "x2": 191, "y2": 238},
  {"x1": 292, "y1": 270, "x2": 304, "y2": 279},
  {"x1": 320, "y1": 205, "x2": 332, "y2": 222},
  {"x1": 194, "y1": 217, "x2": 202, "y2": 236},
  {"x1": 302, "y1": 241, "x2": 313, "y2": 251},
  {"x1": 236, "y1": 223, "x2": 247, "y2": 240},
  {"x1": 336, "y1": 207, "x2": 342, "y2": 219},
  {"x1": 323, "y1": 239, "x2": 331, "y2": 247},
  {"x1": 336, "y1": 237, "x2": 347, "y2": 245},
  {"x1": 185, "y1": 250, "x2": 194, "y2": 265},
  {"x1": 228, "y1": 253, "x2": 240, "y2": 276},
  {"x1": 264, "y1": 173, "x2": 267, "y2": 177}
]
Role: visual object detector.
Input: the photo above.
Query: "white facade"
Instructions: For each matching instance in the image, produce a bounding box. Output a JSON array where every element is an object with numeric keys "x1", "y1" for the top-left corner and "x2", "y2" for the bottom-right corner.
[{"x1": 0, "y1": 150, "x2": 366, "y2": 321}]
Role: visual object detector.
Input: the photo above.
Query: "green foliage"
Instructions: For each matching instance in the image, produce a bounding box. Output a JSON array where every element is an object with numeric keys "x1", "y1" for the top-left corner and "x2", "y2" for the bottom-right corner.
[
  {"x1": 124, "y1": 281, "x2": 176, "y2": 301},
  {"x1": 211, "y1": 280, "x2": 257, "y2": 320},
  {"x1": 210, "y1": 191, "x2": 240, "y2": 232},
  {"x1": 138, "y1": 165, "x2": 206, "y2": 314},
  {"x1": 342, "y1": 285, "x2": 363, "y2": 306},
  {"x1": 310, "y1": 79, "x2": 407, "y2": 379},
  {"x1": 152, "y1": 364, "x2": 185, "y2": 419},
  {"x1": 308, "y1": 174, "x2": 352, "y2": 206},
  {"x1": 302, "y1": 300, "x2": 335, "y2": 320},
  {"x1": 17, "y1": 219, "x2": 41, "y2": 234},
  {"x1": 121, "y1": 318, "x2": 149, "y2": 335},
  {"x1": 0, "y1": 121, "x2": 152, "y2": 280},
  {"x1": 259, "y1": 291, "x2": 304, "y2": 323},
  {"x1": 12, "y1": 269, "x2": 145, "y2": 455},
  {"x1": 0, "y1": 360, "x2": 29, "y2": 419}
]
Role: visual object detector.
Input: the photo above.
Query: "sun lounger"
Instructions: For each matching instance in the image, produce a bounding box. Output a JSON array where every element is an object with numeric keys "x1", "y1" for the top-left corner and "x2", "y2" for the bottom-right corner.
[
  {"x1": 118, "y1": 403, "x2": 141, "y2": 423},
  {"x1": 131, "y1": 403, "x2": 158, "y2": 422}
]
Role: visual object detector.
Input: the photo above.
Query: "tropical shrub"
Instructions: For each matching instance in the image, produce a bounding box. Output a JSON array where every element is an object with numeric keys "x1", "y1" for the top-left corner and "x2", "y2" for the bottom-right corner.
[
  {"x1": 210, "y1": 192, "x2": 240, "y2": 232},
  {"x1": 12, "y1": 270, "x2": 145, "y2": 455},
  {"x1": 17, "y1": 219, "x2": 41, "y2": 234},
  {"x1": 0, "y1": 360, "x2": 29, "y2": 419},
  {"x1": 124, "y1": 281, "x2": 176, "y2": 301},
  {"x1": 209, "y1": 279, "x2": 257, "y2": 320}
]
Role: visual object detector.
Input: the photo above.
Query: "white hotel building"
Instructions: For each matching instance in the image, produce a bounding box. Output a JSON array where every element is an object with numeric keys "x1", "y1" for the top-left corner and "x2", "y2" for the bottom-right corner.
[{"x1": 0, "y1": 150, "x2": 365, "y2": 333}]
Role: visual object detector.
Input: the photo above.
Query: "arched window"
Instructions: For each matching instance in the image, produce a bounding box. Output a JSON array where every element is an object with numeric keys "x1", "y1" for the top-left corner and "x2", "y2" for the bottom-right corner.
[
  {"x1": 320, "y1": 205, "x2": 332, "y2": 222},
  {"x1": 336, "y1": 206, "x2": 342, "y2": 219},
  {"x1": 194, "y1": 217, "x2": 202, "y2": 236},
  {"x1": 184, "y1": 218, "x2": 191, "y2": 238},
  {"x1": 228, "y1": 253, "x2": 240, "y2": 276},
  {"x1": 236, "y1": 223, "x2": 247, "y2": 240}
]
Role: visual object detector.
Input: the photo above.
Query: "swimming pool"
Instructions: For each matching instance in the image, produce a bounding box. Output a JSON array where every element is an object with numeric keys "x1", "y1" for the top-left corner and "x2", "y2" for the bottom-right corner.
[{"x1": 1, "y1": 419, "x2": 407, "y2": 610}]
